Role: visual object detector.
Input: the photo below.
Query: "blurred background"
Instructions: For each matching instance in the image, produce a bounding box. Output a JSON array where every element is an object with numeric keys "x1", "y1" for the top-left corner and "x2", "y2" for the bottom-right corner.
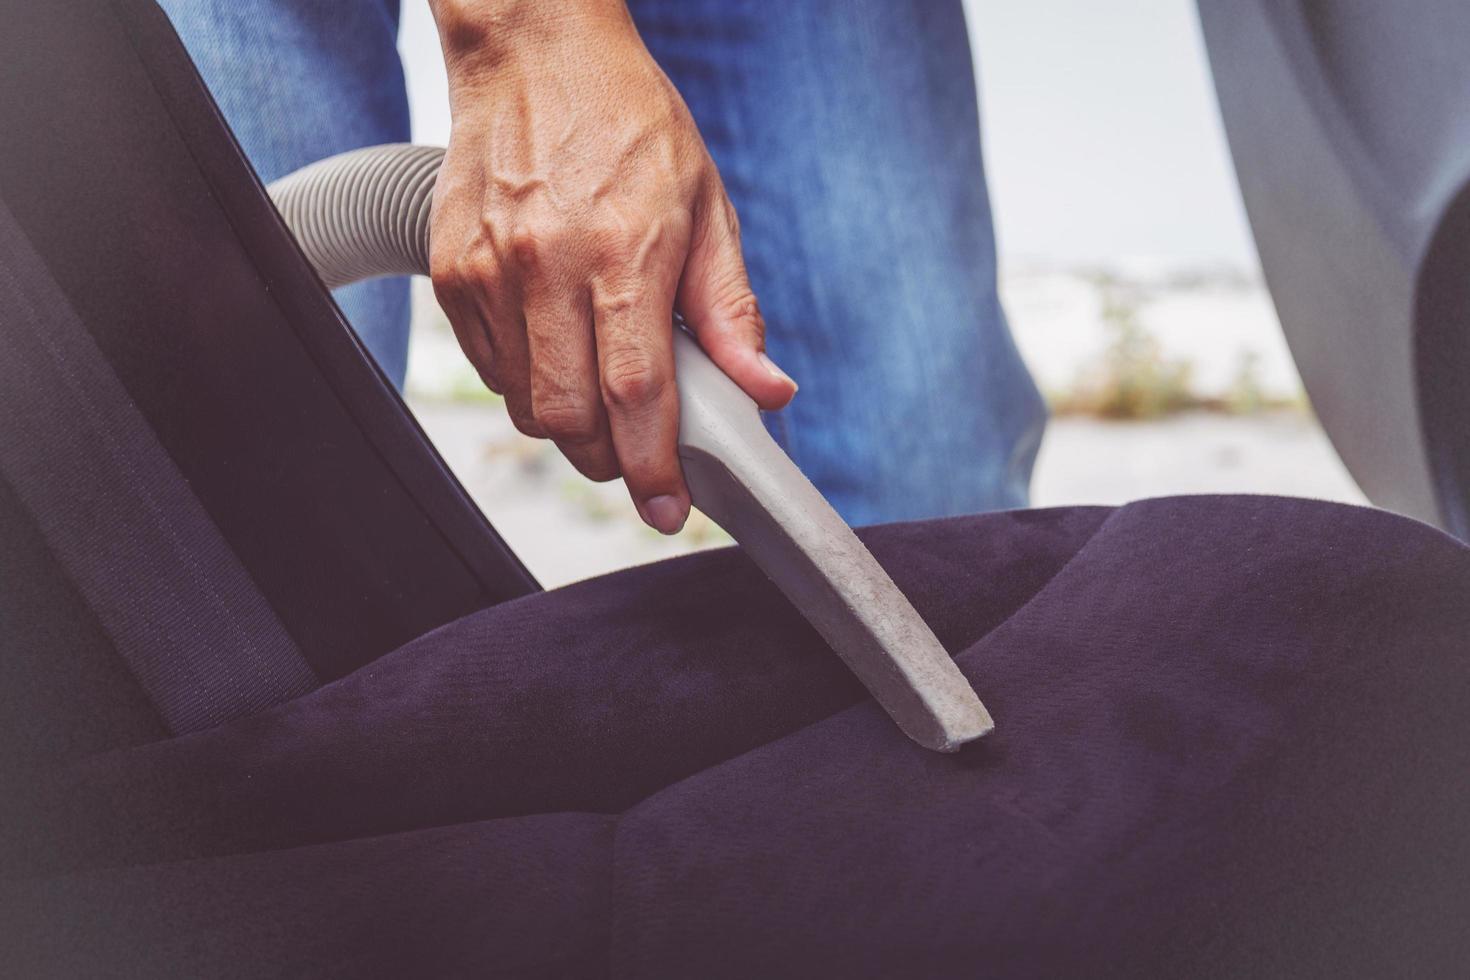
[{"x1": 395, "y1": 0, "x2": 1362, "y2": 587}]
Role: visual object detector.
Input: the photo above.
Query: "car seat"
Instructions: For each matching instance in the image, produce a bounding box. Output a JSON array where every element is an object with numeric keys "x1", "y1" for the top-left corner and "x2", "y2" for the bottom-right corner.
[{"x1": 3, "y1": 2, "x2": 1469, "y2": 976}]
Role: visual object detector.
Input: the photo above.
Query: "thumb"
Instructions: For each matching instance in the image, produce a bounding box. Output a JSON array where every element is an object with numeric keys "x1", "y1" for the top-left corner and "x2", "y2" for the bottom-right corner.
[{"x1": 677, "y1": 194, "x2": 797, "y2": 411}]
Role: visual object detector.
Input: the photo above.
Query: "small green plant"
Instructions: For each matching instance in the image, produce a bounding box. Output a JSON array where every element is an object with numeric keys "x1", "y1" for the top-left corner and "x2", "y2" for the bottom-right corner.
[{"x1": 1054, "y1": 277, "x2": 1193, "y2": 419}]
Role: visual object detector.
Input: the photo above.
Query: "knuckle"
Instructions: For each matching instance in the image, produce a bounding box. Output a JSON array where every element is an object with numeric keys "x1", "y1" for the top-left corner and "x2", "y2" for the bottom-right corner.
[
  {"x1": 504, "y1": 392, "x2": 545, "y2": 438},
  {"x1": 468, "y1": 252, "x2": 502, "y2": 285},
  {"x1": 592, "y1": 210, "x2": 690, "y2": 264},
  {"x1": 591, "y1": 285, "x2": 640, "y2": 321},
  {"x1": 588, "y1": 216, "x2": 640, "y2": 260},
  {"x1": 429, "y1": 249, "x2": 467, "y2": 292},
  {"x1": 534, "y1": 400, "x2": 600, "y2": 445},
  {"x1": 601, "y1": 349, "x2": 667, "y2": 410},
  {"x1": 438, "y1": 250, "x2": 499, "y2": 294},
  {"x1": 505, "y1": 221, "x2": 559, "y2": 272}
]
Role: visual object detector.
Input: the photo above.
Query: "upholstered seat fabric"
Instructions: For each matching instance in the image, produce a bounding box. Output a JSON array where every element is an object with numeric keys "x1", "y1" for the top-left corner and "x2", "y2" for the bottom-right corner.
[{"x1": 5, "y1": 496, "x2": 1468, "y2": 977}]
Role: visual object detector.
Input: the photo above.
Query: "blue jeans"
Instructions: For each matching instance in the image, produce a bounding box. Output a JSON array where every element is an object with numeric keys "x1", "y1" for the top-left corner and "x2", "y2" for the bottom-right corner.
[{"x1": 163, "y1": 0, "x2": 1045, "y2": 526}]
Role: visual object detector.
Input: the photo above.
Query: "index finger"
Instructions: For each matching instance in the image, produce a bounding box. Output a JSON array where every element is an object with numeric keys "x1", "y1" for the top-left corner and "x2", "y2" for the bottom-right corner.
[{"x1": 591, "y1": 262, "x2": 688, "y2": 535}]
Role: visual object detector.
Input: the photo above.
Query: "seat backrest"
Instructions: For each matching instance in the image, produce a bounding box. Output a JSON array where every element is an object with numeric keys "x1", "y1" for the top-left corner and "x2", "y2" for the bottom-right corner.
[
  {"x1": 0, "y1": 0, "x2": 537, "y2": 768},
  {"x1": 1198, "y1": 0, "x2": 1470, "y2": 538}
]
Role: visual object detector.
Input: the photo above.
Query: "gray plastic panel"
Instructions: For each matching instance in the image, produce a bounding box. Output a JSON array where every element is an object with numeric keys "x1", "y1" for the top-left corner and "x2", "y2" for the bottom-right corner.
[{"x1": 1197, "y1": 0, "x2": 1470, "y2": 537}]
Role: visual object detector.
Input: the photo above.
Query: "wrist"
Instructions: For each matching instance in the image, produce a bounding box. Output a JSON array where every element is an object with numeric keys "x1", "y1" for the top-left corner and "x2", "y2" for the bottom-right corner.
[{"x1": 429, "y1": 0, "x2": 633, "y2": 72}]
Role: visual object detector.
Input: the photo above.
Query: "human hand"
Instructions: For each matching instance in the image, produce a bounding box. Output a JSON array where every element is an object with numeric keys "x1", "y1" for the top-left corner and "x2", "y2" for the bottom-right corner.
[{"x1": 427, "y1": 0, "x2": 797, "y2": 534}]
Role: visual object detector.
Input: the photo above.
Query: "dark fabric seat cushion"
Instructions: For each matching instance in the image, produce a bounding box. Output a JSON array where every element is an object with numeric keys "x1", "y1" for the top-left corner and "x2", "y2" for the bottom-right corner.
[{"x1": 4, "y1": 496, "x2": 1468, "y2": 977}]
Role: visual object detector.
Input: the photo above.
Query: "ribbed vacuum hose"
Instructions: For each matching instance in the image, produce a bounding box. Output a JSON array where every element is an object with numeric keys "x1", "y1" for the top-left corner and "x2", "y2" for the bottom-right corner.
[{"x1": 267, "y1": 143, "x2": 444, "y2": 289}]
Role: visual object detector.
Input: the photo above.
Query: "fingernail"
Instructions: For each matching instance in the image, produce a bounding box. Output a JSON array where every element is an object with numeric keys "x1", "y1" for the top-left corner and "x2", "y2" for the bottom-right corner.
[
  {"x1": 643, "y1": 494, "x2": 688, "y2": 535},
  {"x1": 758, "y1": 351, "x2": 798, "y2": 391}
]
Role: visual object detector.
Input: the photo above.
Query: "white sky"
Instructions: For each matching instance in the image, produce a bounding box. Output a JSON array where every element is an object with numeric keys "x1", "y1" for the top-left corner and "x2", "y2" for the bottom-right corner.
[{"x1": 400, "y1": 0, "x2": 1260, "y2": 271}]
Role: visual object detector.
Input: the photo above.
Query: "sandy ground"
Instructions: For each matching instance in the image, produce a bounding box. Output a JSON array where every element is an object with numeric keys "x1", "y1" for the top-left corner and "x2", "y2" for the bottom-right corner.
[{"x1": 409, "y1": 398, "x2": 1366, "y2": 589}]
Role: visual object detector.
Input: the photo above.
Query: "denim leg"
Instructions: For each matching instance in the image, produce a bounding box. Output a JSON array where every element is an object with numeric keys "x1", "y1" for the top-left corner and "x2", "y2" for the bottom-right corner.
[
  {"x1": 631, "y1": 0, "x2": 1046, "y2": 525},
  {"x1": 159, "y1": 0, "x2": 413, "y2": 388}
]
